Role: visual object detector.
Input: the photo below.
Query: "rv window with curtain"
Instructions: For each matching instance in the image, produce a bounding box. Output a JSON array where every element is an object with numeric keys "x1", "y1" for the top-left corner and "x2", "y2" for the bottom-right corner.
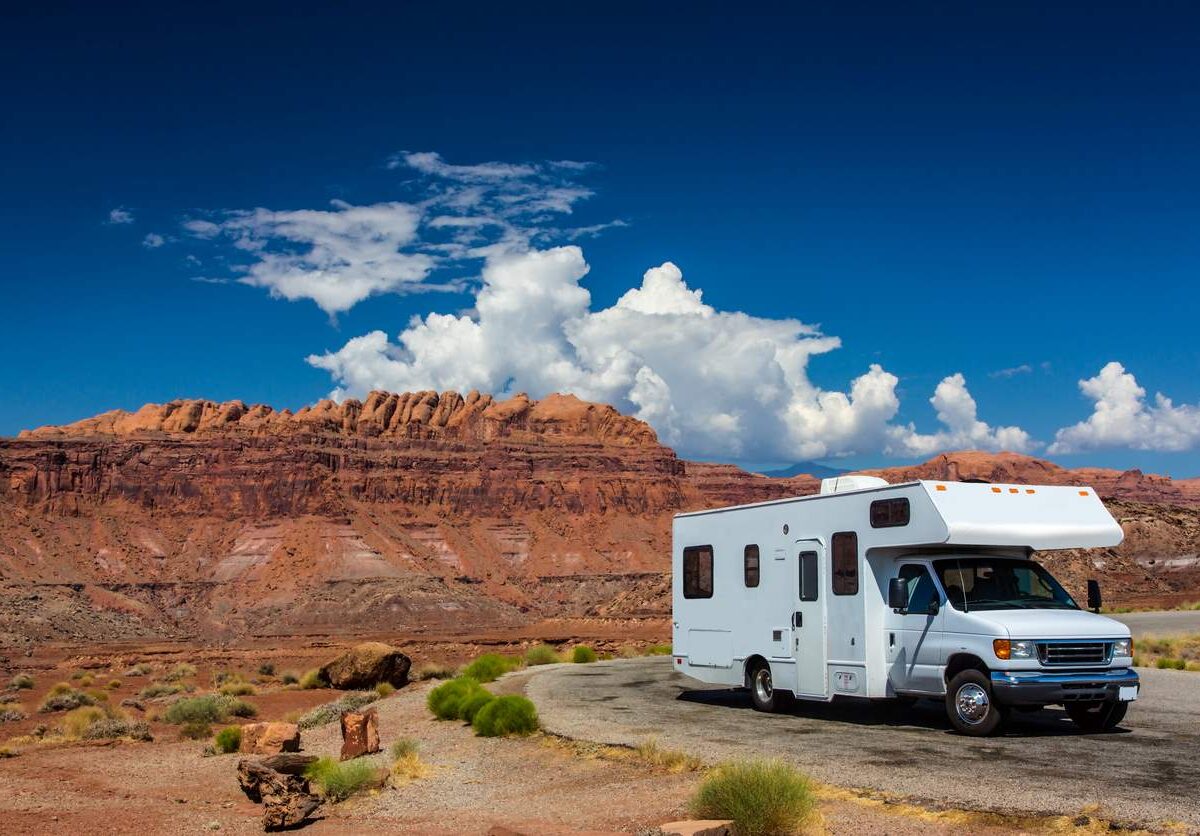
[
  {"x1": 743, "y1": 544, "x2": 760, "y2": 587},
  {"x1": 799, "y1": 550, "x2": 818, "y2": 601},
  {"x1": 683, "y1": 545, "x2": 714, "y2": 598},
  {"x1": 831, "y1": 532, "x2": 859, "y2": 595},
  {"x1": 870, "y1": 497, "x2": 910, "y2": 528}
]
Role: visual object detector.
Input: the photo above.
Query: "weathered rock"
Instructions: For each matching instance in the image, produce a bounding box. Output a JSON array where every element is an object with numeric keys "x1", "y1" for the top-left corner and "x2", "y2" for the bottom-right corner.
[
  {"x1": 236, "y1": 758, "x2": 321, "y2": 831},
  {"x1": 659, "y1": 822, "x2": 735, "y2": 836},
  {"x1": 339, "y1": 708, "x2": 380, "y2": 760},
  {"x1": 258, "y1": 753, "x2": 318, "y2": 776},
  {"x1": 239, "y1": 722, "x2": 300, "y2": 755},
  {"x1": 320, "y1": 642, "x2": 411, "y2": 689}
]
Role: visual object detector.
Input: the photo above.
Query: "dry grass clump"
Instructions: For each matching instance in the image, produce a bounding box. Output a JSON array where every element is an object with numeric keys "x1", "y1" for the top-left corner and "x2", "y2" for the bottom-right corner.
[
  {"x1": 635, "y1": 737, "x2": 704, "y2": 772},
  {"x1": 10, "y1": 674, "x2": 35, "y2": 690},
  {"x1": 105, "y1": 678, "x2": 122, "y2": 690},
  {"x1": 645, "y1": 643, "x2": 673, "y2": 656},
  {"x1": 123, "y1": 663, "x2": 153, "y2": 677},
  {"x1": 389, "y1": 737, "x2": 429, "y2": 785},
  {"x1": 305, "y1": 756, "x2": 379, "y2": 802},
  {"x1": 219, "y1": 681, "x2": 257, "y2": 697},
  {"x1": 164, "y1": 663, "x2": 198, "y2": 682},
  {"x1": 298, "y1": 669, "x2": 326, "y2": 690},
  {"x1": 138, "y1": 682, "x2": 183, "y2": 700},
  {"x1": 280, "y1": 671, "x2": 300, "y2": 686},
  {"x1": 690, "y1": 758, "x2": 815, "y2": 836},
  {"x1": 1, "y1": 701, "x2": 28, "y2": 723},
  {"x1": 297, "y1": 692, "x2": 375, "y2": 729},
  {"x1": 571, "y1": 645, "x2": 598, "y2": 664},
  {"x1": 525, "y1": 644, "x2": 562, "y2": 666},
  {"x1": 374, "y1": 682, "x2": 396, "y2": 698},
  {"x1": 38, "y1": 683, "x2": 95, "y2": 713},
  {"x1": 1134, "y1": 634, "x2": 1200, "y2": 671},
  {"x1": 413, "y1": 662, "x2": 457, "y2": 681},
  {"x1": 60, "y1": 705, "x2": 151, "y2": 741},
  {"x1": 180, "y1": 720, "x2": 212, "y2": 740}
]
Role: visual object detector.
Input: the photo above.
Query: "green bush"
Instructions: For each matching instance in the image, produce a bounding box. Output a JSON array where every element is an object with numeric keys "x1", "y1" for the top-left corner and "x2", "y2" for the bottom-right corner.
[
  {"x1": 459, "y1": 690, "x2": 495, "y2": 724},
  {"x1": 138, "y1": 682, "x2": 183, "y2": 700},
  {"x1": 220, "y1": 682, "x2": 256, "y2": 697},
  {"x1": 223, "y1": 697, "x2": 257, "y2": 718},
  {"x1": 390, "y1": 737, "x2": 418, "y2": 759},
  {"x1": 374, "y1": 682, "x2": 395, "y2": 699},
  {"x1": 82, "y1": 717, "x2": 152, "y2": 742},
  {"x1": 690, "y1": 758, "x2": 814, "y2": 836},
  {"x1": 281, "y1": 671, "x2": 300, "y2": 685},
  {"x1": 571, "y1": 645, "x2": 598, "y2": 664},
  {"x1": 214, "y1": 725, "x2": 242, "y2": 753},
  {"x1": 461, "y1": 654, "x2": 519, "y2": 683},
  {"x1": 10, "y1": 674, "x2": 34, "y2": 690},
  {"x1": 1156, "y1": 657, "x2": 1187, "y2": 670},
  {"x1": 471, "y1": 695, "x2": 539, "y2": 737},
  {"x1": 299, "y1": 669, "x2": 326, "y2": 690},
  {"x1": 427, "y1": 677, "x2": 486, "y2": 721},
  {"x1": 164, "y1": 663, "x2": 197, "y2": 682},
  {"x1": 38, "y1": 688, "x2": 94, "y2": 713},
  {"x1": 305, "y1": 756, "x2": 378, "y2": 802},
  {"x1": 645, "y1": 643, "x2": 673, "y2": 656},
  {"x1": 296, "y1": 692, "x2": 374, "y2": 729},
  {"x1": 180, "y1": 720, "x2": 212, "y2": 740},
  {"x1": 165, "y1": 695, "x2": 225, "y2": 725},
  {"x1": 524, "y1": 644, "x2": 561, "y2": 666}
]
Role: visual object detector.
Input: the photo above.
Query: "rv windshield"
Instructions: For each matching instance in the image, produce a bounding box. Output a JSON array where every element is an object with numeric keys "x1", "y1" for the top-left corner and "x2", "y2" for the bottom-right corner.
[{"x1": 933, "y1": 558, "x2": 1079, "y2": 612}]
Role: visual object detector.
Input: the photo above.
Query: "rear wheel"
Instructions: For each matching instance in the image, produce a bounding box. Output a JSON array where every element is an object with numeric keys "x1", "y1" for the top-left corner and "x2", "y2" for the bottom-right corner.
[
  {"x1": 1066, "y1": 699, "x2": 1127, "y2": 732},
  {"x1": 945, "y1": 669, "x2": 1007, "y2": 736},
  {"x1": 748, "y1": 662, "x2": 785, "y2": 712}
]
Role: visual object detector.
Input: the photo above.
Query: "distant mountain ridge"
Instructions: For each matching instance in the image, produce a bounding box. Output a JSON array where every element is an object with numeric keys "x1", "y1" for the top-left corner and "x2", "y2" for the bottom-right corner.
[{"x1": 756, "y1": 461, "x2": 849, "y2": 480}]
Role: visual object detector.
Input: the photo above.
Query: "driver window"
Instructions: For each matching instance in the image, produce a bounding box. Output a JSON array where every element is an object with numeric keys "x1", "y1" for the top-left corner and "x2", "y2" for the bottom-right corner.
[{"x1": 898, "y1": 565, "x2": 937, "y2": 614}]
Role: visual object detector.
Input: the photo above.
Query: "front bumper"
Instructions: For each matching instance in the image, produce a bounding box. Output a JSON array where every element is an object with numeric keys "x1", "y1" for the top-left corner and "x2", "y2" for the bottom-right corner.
[{"x1": 989, "y1": 668, "x2": 1140, "y2": 706}]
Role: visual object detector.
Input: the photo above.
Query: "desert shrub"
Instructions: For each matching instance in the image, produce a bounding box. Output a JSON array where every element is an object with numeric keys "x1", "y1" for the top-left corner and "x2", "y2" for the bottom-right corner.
[
  {"x1": 138, "y1": 682, "x2": 183, "y2": 700},
  {"x1": 10, "y1": 674, "x2": 34, "y2": 690},
  {"x1": 374, "y1": 682, "x2": 395, "y2": 699},
  {"x1": 299, "y1": 669, "x2": 326, "y2": 690},
  {"x1": 105, "y1": 678, "x2": 122, "y2": 690},
  {"x1": 427, "y1": 677, "x2": 486, "y2": 721},
  {"x1": 636, "y1": 737, "x2": 704, "y2": 772},
  {"x1": 223, "y1": 697, "x2": 257, "y2": 718},
  {"x1": 123, "y1": 663, "x2": 153, "y2": 677},
  {"x1": 281, "y1": 671, "x2": 300, "y2": 685},
  {"x1": 214, "y1": 725, "x2": 242, "y2": 753},
  {"x1": 85, "y1": 689, "x2": 109, "y2": 703},
  {"x1": 38, "y1": 687, "x2": 94, "y2": 713},
  {"x1": 645, "y1": 643, "x2": 673, "y2": 656},
  {"x1": 461, "y1": 654, "x2": 519, "y2": 683},
  {"x1": 390, "y1": 739, "x2": 429, "y2": 784},
  {"x1": 524, "y1": 644, "x2": 561, "y2": 666},
  {"x1": 471, "y1": 695, "x2": 538, "y2": 737},
  {"x1": 0, "y1": 701, "x2": 27, "y2": 723},
  {"x1": 571, "y1": 645, "x2": 598, "y2": 664},
  {"x1": 459, "y1": 689, "x2": 495, "y2": 724},
  {"x1": 414, "y1": 662, "x2": 457, "y2": 681},
  {"x1": 164, "y1": 663, "x2": 197, "y2": 682},
  {"x1": 390, "y1": 737, "x2": 419, "y2": 760},
  {"x1": 305, "y1": 756, "x2": 378, "y2": 802},
  {"x1": 180, "y1": 720, "x2": 212, "y2": 740},
  {"x1": 690, "y1": 758, "x2": 814, "y2": 836},
  {"x1": 296, "y1": 692, "x2": 374, "y2": 729},
  {"x1": 62, "y1": 706, "x2": 109, "y2": 738},
  {"x1": 48, "y1": 682, "x2": 74, "y2": 696},
  {"x1": 70, "y1": 670, "x2": 87, "y2": 680},
  {"x1": 257, "y1": 663, "x2": 276, "y2": 677},
  {"x1": 1156, "y1": 657, "x2": 1187, "y2": 670},
  {"x1": 165, "y1": 695, "x2": 224, "y2": 725},
  {"x1": 83, "y1": 717, "x2": 152, "y2": 742},
  {"x1": 220, "y1": 682, "x2": 256, "y2": 697},
  {"x1": 77, "y1": 674, "x2": 95, "y2": 687}
]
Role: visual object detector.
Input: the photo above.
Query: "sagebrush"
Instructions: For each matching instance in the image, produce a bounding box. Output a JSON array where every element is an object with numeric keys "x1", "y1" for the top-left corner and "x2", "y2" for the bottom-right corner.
[{"x1": 690, "y1": 758, "x2": 814, "y2": 836}]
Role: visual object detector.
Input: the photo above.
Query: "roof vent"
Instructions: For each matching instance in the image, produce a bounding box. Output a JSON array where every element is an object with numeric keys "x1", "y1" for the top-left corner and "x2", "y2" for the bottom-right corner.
[{"x1": 820, "y1": 475, "x2": 889, "y2": 495}]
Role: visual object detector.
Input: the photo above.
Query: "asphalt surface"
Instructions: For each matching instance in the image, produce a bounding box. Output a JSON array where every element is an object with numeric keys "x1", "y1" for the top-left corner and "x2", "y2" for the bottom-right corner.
[
  {"x1": 527, "y1": 658, "x2": 1200, "y2": 828},
  {"x1": 1114, "y1": 610, "x2": 1200, "y2": 637}
]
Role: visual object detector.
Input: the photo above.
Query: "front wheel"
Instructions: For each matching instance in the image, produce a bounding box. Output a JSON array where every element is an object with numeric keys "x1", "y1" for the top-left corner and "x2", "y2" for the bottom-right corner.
[
  {"x1": 748, "y1": 662, "x2": 786, "y2": 712},
  {"x1": 1066, "y1": 700, "x2": 1128, "y2": 732},
  {"x1": 945, "y1": 669, "x2": 1007, "y2": 736}
]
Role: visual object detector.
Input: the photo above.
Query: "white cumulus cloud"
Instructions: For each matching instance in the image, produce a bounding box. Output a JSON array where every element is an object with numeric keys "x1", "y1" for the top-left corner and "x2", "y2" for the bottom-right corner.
[
  {"x1": 1048, "y1": 362, "x2": 1200, "y2": 454},
  {"x1": 107, "y1": 207, "x2": 134, "y2": 224},
  {"x1": 307, "y1": 247, "x2": 1032, "y2": 462}
]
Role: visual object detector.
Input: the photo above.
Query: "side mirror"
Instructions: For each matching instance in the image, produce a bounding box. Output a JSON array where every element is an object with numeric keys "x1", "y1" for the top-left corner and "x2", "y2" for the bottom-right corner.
[
  {"x1": 927, "y1": 598, "x2": 940, "y2": 616},
  {"x1": 888, "y1": 577, "x2": 907, "y2": 611},
  {"x1": 1087, "y1": 579, "x2": 1102, "y2": 613}
]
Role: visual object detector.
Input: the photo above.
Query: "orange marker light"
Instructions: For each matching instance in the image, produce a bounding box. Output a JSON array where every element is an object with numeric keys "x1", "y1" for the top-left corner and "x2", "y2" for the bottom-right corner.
[
  {"x1": 935, "y1": 484, "x2": 947, "y2": 491},
  {"x1": 993, "y1": 639, "x2": 1012, "y2": 660},
  {"x1": 1009, "y1": 487, "x2": 1019, "y2": 494},
  {"x1": 1026, "y1": 489, "x2": 1036, "y2": 494},
  {"x1": 1078, "y1": 490, "x2": 1089, "y2": 496},
  {"x1": 991, "y1": 487, "x2": 1002, "y2": 493}
]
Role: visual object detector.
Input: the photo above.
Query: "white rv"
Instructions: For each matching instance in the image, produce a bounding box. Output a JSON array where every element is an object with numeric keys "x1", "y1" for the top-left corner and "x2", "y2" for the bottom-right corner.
[{"x1": 671, "y1": 477, "x2": 1139, "y2": 736}]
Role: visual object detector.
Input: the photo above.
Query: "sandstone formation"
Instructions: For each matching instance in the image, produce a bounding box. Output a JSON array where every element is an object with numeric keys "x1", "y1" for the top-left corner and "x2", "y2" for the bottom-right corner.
[
  {"x1": 339, "y1": 709, "x2": 380, "y2": 761},
  {"x1": 320, "y1": 642, "x2": 411, "y2": 690},
  {"x1": 0, "y1": 391, "x2": 1197, "y2": 643},
  {"x1": 239, "y1": 722, "x2": 301, "y2": 755}
]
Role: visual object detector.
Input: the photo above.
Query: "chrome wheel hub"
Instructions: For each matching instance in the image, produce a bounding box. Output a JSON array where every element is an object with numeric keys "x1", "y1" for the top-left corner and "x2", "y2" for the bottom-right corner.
[
  {"x1": 754, "y1": 668, "x2": 773, "y2": 703},
  {"x1": 955, "y1": 683, "x2": 990, "y2": 725}
]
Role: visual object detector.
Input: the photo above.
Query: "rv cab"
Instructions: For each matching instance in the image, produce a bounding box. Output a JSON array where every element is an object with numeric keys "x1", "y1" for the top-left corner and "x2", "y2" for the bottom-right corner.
[{"x1": 671, "y1": 478, "x2": 1137, "y2": 736}]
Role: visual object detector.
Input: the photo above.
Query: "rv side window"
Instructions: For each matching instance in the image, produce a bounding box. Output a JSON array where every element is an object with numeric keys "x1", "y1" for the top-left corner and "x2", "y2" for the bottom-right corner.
[
  {"x1": 799, "y1": 551, "x2": 818, "y2": 601},
  {"x1": 870, "y1": 497, "x2": 910, "y2": 528},
  {"x1": 831, "y1": 532, "x2": 858, "y2": 595},
  {"x1": 683, "y1": 545, "x2": 714, "y2": 598},
  {"x1": 744, "y1": 545, "x2": 760, "y2": 588}
]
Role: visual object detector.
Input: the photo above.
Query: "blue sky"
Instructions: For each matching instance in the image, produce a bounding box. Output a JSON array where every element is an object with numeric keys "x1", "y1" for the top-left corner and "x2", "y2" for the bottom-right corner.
[{"x1": 2, "y1": 2, "x2": 1198, "y2": 475}]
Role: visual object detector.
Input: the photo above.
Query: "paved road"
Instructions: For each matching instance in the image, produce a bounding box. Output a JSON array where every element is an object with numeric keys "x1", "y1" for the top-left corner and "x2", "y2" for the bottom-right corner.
[
  {"x1": 527, "y1": 658, "x2": 1200, "y2": 828},
  {"x1": 1114, "y1": 610, "x2": 1200, "y2": 636}
]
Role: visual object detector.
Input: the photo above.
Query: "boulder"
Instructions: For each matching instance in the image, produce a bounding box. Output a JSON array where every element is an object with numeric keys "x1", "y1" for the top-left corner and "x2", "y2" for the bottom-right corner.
[
  {"x1": 339, "y1": 708, "x2": 380, "y2": 760},
  {"x1": 239, "y1": 722, "x2": 300, "y2": 755},
  {"x1": 319, "y1": 642, "x2": 411, "y2": 689},
  {"x1": 236, "y1": 758, "x2": 321, "y2": 831}
]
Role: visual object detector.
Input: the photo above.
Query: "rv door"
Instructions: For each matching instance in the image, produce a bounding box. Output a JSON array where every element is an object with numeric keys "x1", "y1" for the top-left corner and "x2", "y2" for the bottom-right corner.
[{"x1": 792, "y1": 539, "x2": 827, "y2": 698}]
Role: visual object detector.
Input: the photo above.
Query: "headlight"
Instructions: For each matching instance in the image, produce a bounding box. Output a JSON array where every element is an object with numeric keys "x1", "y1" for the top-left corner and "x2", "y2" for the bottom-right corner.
[
  {"x1": 993, "y1": 639, "x2": 1038, "y2": 660},
  {"x1": 1113, "y1": 638, "x2": 1132, "y2": 657}
]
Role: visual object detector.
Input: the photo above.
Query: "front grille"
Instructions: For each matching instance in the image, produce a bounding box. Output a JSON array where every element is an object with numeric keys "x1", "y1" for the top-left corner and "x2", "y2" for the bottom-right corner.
[{"x1": 1037, "y1": 641, "x2": 1111, "y2": 665}]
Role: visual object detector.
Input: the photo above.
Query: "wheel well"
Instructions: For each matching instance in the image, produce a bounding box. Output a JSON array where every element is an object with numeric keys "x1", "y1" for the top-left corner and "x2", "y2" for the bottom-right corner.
[
  {"x1": 744, "y1": 654, "x2": 769, "y2": 688},
  {"x1": 944, "y1": 653, "x2": 989, "y2": 683}
]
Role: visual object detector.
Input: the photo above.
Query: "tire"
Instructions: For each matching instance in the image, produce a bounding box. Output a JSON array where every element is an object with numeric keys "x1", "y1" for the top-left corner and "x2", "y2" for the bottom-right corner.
[
  {"x1": 945, "y1": 669, "x2": 1007, "y2": 736},
  {"x1": 1066, "y1": 699, "x2": 1128, "y2": 732},
  {"x1": 748, "y1": 662, "x2": 785, "y2": 712}
]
